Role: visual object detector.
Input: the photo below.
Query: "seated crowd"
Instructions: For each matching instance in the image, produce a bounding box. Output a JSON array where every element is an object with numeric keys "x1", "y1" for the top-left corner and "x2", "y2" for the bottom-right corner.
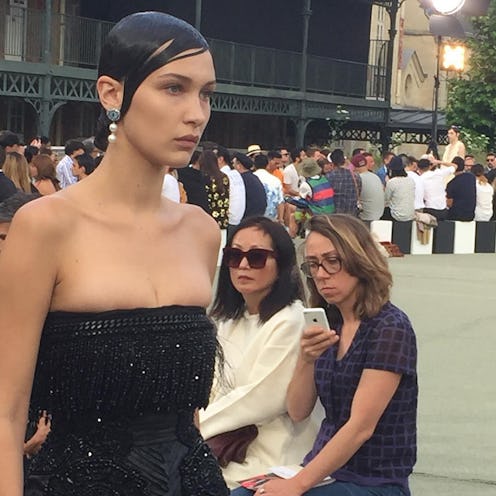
[{"x1": 0, "y1": 127, "x2": 493, "y2": 495}]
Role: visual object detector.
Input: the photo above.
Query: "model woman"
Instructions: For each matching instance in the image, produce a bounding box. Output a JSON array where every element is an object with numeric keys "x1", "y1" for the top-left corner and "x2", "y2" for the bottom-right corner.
[
  {"x1": 442, "y1": 125, "x2": 466, "y2": 164},
  {"x1": 0, "y1": 12, "x2": 228, "y2": 496}
]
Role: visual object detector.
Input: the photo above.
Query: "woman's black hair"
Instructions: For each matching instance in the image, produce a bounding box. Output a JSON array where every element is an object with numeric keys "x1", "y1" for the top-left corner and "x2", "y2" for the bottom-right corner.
[
  {"x1": 426, "y1": 140, "x2": 439, "y2": 161},
  {"x1": 199, "y1": 150, "x2": 228, "y2": 195},
  {"x1": 210, "y1": 216, "x2": 305, "y2": 324},
  {"x1": 388, "y1": 168, "x2": 407, "y2": 178},
  {"x1": 94, "y1": 12, "x2": 209, "y2": 150}
]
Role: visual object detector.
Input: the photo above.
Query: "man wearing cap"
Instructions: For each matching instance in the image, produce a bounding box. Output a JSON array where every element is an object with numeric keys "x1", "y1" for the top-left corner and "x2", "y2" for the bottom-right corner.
[
  {"x1": 298, "y1": 158, "x2": 334, "y2": 215},
  {"x1": 232, "y1": 152, "x2": 267, "y2": 219},
  {"x1": 246, "y1": 144, "x2": 263, "y2": 159},
  {"x1": 286, "y1": 158, "x2": 334, "y2": 237},
  {"x1": 352, "y1": 153, "x2": 384, "y2": 221}
]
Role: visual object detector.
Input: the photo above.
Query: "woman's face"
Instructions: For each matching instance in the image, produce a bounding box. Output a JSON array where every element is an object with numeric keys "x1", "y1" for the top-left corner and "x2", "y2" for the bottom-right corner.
[
  {"x1": 447, "y1": 128, "x2": 458, "y2": 143},
  {"x1": 304, "y1": 231, "x2": 359, "y2": 310},
  {"x1": 229, "y1": 227, "x2": 278, "y2": 302},
  {"x1": 120, "y1": 50, "x2": 216, "y2": 168}
]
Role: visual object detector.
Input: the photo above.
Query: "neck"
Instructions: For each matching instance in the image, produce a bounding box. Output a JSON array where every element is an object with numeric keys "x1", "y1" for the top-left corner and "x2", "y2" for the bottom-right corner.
[
  {"x1": 80, "y1": 141, "x2": 166, "y2": 214},
  {"x1": 243, "y1": 290, "x2": 269, "y2": 315},
  {"x1": 336, "y1": 298, "x2": 358, "y2": 327}
]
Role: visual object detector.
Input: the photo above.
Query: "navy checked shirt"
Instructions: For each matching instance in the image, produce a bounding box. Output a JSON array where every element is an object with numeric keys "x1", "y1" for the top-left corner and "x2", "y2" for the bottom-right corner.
[
  {"x1": 326, "y1": 167, "x2": 362, "y2": 215},
  {"x1": 303, "y1": 302, "x2": 417, "y2": 494}
]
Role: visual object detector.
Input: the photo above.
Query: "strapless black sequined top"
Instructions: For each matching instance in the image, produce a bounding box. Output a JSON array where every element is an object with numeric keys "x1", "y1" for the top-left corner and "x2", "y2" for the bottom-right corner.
[{"x1": 25, "y1": 306, "x2": 228, "y2": 496}]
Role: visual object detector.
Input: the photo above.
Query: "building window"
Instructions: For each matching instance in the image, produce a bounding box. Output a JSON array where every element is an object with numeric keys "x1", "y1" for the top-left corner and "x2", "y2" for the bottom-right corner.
[{"x1": 7, "y1": 99, "x2": 25, "y2": 136}]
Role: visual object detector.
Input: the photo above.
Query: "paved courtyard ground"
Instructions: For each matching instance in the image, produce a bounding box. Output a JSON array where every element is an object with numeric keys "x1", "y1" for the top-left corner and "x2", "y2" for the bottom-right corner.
[{"x1": 388, "y1": 254, "x2": 496, "y2": 495}]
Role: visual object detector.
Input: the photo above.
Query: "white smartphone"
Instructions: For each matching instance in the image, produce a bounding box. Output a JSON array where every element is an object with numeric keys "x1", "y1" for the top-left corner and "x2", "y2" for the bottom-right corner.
[{"x1": 303, "y1": 308, "x2": 331, "y2": 331}]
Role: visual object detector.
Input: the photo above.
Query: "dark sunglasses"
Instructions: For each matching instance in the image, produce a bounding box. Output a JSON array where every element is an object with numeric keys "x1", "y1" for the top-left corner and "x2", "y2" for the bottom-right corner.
[{"x1": 223, "y1": 247, "x2": 275, "y2": 269}]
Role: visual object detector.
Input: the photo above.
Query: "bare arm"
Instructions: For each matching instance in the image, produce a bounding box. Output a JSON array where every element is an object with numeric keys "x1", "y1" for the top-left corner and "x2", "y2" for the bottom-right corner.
[
  {"x1": 287, "y1": 326, "x2": 339, "y2": 422},
  {"x1": 0, "y1": 203, "x2": 59, "y2": 493},
  {"x1": 261, "y1": 369, "x2": 402, "y2": 495}
]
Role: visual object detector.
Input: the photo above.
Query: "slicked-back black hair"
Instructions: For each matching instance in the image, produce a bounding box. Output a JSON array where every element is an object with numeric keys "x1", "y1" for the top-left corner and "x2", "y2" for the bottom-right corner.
[{"x1": 95, "y1": 12, "x2": 209, "y2": 150}]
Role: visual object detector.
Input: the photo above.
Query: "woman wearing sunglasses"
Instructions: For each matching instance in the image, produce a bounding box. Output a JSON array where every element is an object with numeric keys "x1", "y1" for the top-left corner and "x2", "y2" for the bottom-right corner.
[
  {"x1": 233, "y1": 214, "x2": 417, "y2": 496},
  {"x1": 200, "y1": 216, "x2": 318, "y2": 488}
]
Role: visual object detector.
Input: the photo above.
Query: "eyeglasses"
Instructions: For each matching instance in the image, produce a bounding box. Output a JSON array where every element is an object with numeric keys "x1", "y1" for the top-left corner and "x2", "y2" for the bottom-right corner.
[
  {"x1": 300, "y1": 256, "x2": 342, "y2": 278},
  {"x1": 223, "y1": 247, "x2": 275, "y2": 269}
]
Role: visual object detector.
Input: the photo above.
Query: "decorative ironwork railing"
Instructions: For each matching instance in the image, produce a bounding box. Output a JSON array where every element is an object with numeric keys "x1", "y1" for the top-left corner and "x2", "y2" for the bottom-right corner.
[{"x1": 0, "y1": 8, "x2": 386, "y2": 101}]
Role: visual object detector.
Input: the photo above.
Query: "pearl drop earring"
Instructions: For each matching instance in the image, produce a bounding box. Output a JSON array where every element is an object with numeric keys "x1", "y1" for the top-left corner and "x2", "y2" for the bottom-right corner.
[{"x1": 106, "y1": 108, "x2": 121, "y2": 144}]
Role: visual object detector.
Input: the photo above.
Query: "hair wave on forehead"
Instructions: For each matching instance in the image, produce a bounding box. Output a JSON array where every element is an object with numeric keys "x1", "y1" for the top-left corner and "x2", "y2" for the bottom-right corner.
[
  {"x1": 98, "y1": 11, "x2": 209, "y2": 116},
  {"x1": 94, "y1": 11, "x2": 209, "y2": 150}
]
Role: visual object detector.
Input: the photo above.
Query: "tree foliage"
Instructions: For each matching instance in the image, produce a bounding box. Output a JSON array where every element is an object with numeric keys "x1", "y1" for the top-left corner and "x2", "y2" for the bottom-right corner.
[{"x1": 446, "y1": 2, "x2": 496, "y2": 148}]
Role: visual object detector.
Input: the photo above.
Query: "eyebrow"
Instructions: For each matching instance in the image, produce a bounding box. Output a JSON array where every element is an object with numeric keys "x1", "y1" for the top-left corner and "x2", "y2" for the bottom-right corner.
[
  {"x1": 305, "y1": 250, "x2": 339, "y2": 259},
  {"x1": 156, "y1": 73, "x2": 216, "y2": 87}
]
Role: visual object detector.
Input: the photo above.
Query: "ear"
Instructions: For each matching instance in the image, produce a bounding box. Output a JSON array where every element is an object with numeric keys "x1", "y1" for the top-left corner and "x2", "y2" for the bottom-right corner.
[{"x1": 97, "y1": 76, "x2": 124, "y2": 111}]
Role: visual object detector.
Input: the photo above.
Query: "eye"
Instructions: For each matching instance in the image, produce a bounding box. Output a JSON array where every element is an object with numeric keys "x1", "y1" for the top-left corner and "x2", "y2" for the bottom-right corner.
[
  {"x1": 200, "y1": 88, "x2": 215, "y2": 101},
  {"x1": 165, "y1": 84, "x2": 183, "y2": 95},
  {"x1": 324, "y1": 257, "x2": 340, "y2": 265}
]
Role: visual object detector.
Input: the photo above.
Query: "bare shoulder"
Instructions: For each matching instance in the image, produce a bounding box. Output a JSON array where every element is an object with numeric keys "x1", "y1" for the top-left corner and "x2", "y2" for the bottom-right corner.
[
  {"x1": 167, "y1": 201, "x2": 221, "y2": 246},
  {"x1": 7, "y1": 193, "x2": 73, "y2": 240}
]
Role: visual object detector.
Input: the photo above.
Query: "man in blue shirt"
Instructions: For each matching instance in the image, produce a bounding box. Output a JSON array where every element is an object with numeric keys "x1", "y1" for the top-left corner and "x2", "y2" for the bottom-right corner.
[{"x1": 376, "y1": 151, "x2": 395, "y2": 186}]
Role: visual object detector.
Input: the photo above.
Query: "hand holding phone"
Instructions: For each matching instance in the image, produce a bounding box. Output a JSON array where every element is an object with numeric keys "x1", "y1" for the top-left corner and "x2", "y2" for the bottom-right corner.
[
  {"x1": 301, "y1": 308, "x2": 338, "y2": 363},
  {"x1": 303, "y1": 308, "x2": 330, "y2": 331}
]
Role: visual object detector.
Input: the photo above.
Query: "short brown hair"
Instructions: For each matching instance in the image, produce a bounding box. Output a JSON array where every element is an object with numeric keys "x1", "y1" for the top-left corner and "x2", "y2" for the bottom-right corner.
[
  {"x1": 304, "y1": 214, "x2": 392, "y2": 322},
  {"x1": 32, "y1": 154, "x2": 56, "y2": 181}
]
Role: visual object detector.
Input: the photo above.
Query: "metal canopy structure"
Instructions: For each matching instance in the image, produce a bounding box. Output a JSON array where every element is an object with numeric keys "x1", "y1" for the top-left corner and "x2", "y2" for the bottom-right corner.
[{"x1": 0, "y1": 0, "x2": 445, "y2": 147}]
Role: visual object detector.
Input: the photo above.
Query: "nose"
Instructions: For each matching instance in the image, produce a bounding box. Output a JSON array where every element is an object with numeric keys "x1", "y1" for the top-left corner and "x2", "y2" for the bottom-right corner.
[
  {"x1": 238, "y1": 255, "x2": 250, "y2": 269},
  {"x1": 314, "y1": 264, "x2": 330, "y2": 279},
  {"x1": 184, "y1": 93, "x2": 210, "y2": 129}
]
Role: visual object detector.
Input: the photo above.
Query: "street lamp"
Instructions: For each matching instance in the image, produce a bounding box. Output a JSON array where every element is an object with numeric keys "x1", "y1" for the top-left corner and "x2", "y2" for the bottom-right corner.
[
  {"x1": 420, "y1": 0, "x2": 489, "y2": 144},
  {"x1": 441, "y1": 43, "x2": 466, "y2": 71},
  {"x1": 432, "y1": 0, "x2": 465, "y2": 15}
]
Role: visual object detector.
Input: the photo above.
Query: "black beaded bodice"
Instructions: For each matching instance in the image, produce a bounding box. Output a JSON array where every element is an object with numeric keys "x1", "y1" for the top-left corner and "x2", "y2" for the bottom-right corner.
[
  {"x1": 30, "y1": 305, "x2": 216, "y2": 423},
  {"x1": 25, "y1": 306, "x2": 229, "y2": 496}
]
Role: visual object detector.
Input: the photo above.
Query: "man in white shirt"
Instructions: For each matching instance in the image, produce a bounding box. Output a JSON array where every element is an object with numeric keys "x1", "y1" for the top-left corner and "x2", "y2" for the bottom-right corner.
[
  {"x1": 217, "y1": 145, "x2": 246, "y2": 234},
  {"x1": 417, "y1": 157, "x2": 455, "y2": 220},
  {"x1": 405, "y1": 156, "x2": 425, "y2": 211},
  {"x1": 56, "y1": 139, "x2": 85, "y2": 189},
  {"x1": 253, "y1": 154, "x2": 284, "y2": 222},
  {"x1": 279, "y1": 147, "x2": 300, "y2": 228}
]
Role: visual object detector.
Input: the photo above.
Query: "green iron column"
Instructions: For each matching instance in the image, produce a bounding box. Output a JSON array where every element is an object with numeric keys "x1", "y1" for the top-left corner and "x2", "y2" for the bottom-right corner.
[
  {"x1": 39, "y1": 0, "x2": 52, "y2": 137},
  {"x1": 296, "y1": 0, "x2": 312, "y2": 147},
  {"x1": 381, "y1": 0, "x2": 399, "y2": 152}
]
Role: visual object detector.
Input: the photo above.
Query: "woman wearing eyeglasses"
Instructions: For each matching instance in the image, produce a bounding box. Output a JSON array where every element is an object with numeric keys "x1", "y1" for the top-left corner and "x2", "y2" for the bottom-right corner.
[
  {"x1": 234, "y1": 214, "x2": 417, "y2": 496},
  {"x1": 200, "y1": 216, "x2": 318, "y2": 488}
]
